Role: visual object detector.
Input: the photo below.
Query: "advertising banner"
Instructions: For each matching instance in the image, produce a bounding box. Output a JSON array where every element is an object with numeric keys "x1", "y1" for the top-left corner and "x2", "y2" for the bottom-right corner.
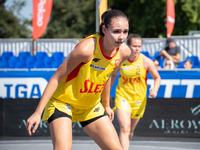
[
  {"x1": 0, "y1": 98, "x2": 199, "y2": 138},
  {"x1": 0, "y1": 70, "x2": 54, "y2": 99},
  {"x1": 33, "y1": 0, "x2": 53, "y2": 40},
  {"x1": 166, "y1": 0, "x2": 175, "y2": 38},
  {"x1": 134, "y1": 98, "x2": 200, "y2": 138},
  {"x1": 111, "y1": 70, "x2": 200, "y2": 98},
  {"x1": 0, "y1": 99, "x2": 87, "y2": 136},
  {"x1": 0, "y1": 70, "x2": 200, "y2": 98}
]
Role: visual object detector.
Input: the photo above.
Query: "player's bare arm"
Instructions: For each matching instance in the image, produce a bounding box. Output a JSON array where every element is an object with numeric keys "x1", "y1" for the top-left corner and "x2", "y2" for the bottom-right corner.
[
  {"x1": 102, "y1": 43, "x2": 131, "y2": 101},
  {"x1": 101, "y1": 44, "x2": 131, "y2": 120},
  {"x1": 26, "y1": 38, "x2": 96, "y2": 136},
  {"x1": 144, "y1": 56, "x2": 161, "y2": 97}
]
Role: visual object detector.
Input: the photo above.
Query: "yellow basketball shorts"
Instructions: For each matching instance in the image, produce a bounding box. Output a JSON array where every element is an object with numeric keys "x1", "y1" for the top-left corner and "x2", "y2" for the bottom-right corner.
[
  {"x1": 114, "y1": 96, "x2": 147, "y2": 119},
  {"x1": 42, "y1": 98, "x2": 105, "y2": 123}
]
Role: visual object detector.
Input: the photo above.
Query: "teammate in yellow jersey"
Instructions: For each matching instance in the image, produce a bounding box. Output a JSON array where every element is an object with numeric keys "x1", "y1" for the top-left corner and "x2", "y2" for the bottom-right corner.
[
  {"x1": 26, "y1": 10, "x2": 131, "y2": 150},
  {"x1": 109, "y1": 33, "x2": 161, "y2": 150}
]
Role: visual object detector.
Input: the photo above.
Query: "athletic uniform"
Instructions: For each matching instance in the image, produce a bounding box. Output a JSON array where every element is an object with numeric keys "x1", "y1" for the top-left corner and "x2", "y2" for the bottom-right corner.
[
  {"x1": 42, "y1": 34, "x2": 120, "y2": 125},
  {"x1": 115, "y1": 53, "x2": 148, "y2": 119}
]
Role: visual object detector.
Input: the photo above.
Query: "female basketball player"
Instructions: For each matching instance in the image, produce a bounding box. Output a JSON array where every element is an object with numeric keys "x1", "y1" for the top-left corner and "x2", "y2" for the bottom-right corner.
[
  {"x1": 110, "y1": 34, "x2": 161, "y2": 150},
  {"x1": 26, "y1": 10, "x2": 131, "y2": 150}
]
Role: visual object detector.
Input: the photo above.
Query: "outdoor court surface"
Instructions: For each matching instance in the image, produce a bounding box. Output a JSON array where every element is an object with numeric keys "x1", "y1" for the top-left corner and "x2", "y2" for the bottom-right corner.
[{"x1": 0, "y1": 136, "x2": 200, "y2": 150}]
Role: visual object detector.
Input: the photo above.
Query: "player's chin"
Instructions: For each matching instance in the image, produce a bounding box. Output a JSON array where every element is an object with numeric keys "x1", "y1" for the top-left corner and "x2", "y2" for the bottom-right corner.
[
  {"x1": 115, "y1": 42, "x2": 123, "y2": 47},
  {"x1": 134, "y1": 52, "x2": 140, "y2": 55}
]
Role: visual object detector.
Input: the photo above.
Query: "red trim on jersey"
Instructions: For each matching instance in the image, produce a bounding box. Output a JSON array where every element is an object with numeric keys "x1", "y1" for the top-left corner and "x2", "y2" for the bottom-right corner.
[
  {"x1": 99, "y1": 37, "x2": 119, "y2": 60},
  {"x1": 66, "y1": 36, "x2": 97, "y2": 82},
  {"x1": 74, "y1": 36, "x2": 94, "y2": 48},
  {"x1": 128, "y1": 53, "x2": 140, "y2": 63},
  {"x1": 145, "y1": 70, "x2": 148, "y2": 85},
  {"x1": 66, "y1": 63, "x2": 84, "y2": 82}
]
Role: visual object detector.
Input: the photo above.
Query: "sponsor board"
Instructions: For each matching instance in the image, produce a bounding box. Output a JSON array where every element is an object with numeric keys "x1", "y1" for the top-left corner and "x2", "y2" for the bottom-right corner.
[
  {"x1": 111, "y1": 70, "x2": 200, "y2": 98},
  {"x1": 0, "y1": 98, "x2": 199, "y2": 137},
  {"x1": 0, "y1": 70, "x2": 200, "y2": 98},
  {"x1": 147, "y1": 79, "x2": 200, "y2": 98},
  {"x1": 0, "y1": 78, "x2": 47, "y2": 98},
  {"x1": 135, "y1": 99, "x2": 200, "y2": 137},
  {"x1": 0, "y1": 99, "x2": 88, "y2": 136}
]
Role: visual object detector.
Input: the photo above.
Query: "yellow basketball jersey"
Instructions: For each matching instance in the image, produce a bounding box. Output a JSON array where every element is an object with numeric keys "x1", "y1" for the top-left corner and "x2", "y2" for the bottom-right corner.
[
  {"x1": 115, "y1": 53, "x2": 148, "y2": 103},
  {"x1": 52, "y1": 34, "x2": 120, "y2": 109}
]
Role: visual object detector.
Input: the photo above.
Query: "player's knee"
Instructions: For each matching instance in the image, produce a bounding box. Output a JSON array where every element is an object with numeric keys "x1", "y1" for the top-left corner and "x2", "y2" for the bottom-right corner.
[{"x1": 120, "y1": 125, "x2": 130, "y2": 134}]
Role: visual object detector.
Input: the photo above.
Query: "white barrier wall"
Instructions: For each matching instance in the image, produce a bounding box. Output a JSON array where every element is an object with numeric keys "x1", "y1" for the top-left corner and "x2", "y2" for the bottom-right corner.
[
  {"x1": 0, "y1": 39, "x2": 32, "y2": 56},
  {"x1": 142, "y1": 36, "x2": 200, "y2": 61},
  {"x1": 1, "y1": 36, "x2": 200, "y2": 61}
]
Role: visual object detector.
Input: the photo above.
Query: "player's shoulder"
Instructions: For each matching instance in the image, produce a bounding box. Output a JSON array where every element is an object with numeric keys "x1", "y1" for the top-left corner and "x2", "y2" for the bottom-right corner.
[
  {"x1": 74, "y1": 36, "x2": 97, "y2": 56},
  {"x1": 143, "y1": 55, "x2": 153, "y2": 65},
  {"x1": 78, "y1": 36, "x2": 97, "y2": 48},
  {"x1": 119, "y1": 43, "x2": 131, "y2": 57}
]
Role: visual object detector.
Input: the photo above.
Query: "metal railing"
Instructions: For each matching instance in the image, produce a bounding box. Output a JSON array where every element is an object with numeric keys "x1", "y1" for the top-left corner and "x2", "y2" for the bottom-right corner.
[
  {"x1": 0, "y1": 39, "x2": 32, "y2": 56},
  {"x1": 1, "y1": 36, "x2": 200, "y2": 61},
  {"x1": 35, "y1": 39, "x2": 80, "y2": 57},
  {"x1": 142, "y1": 36, "x2": 200, "y2": 61}
]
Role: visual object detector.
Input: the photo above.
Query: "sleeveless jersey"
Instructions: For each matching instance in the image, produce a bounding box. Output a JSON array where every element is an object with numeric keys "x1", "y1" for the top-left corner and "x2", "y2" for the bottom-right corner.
[
  {"x1": 52, "y1": 34, "x2": 120, "y2": 109},
  {"x1": 115, "y1": 53, "x2": 148, "y2": 103}
]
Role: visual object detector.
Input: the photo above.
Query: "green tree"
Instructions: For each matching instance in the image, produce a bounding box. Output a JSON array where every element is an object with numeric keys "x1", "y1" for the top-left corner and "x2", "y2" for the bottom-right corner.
[
  {"x1": 108, "y1": 0, "x2": 200, "y2": 38},
  {"x1": 43, "y1": 0, "x2": 95, "y2": 38},
  {"x1": 2, "y1": 0, "x2": 200, "y2": 38},
  {"x1": 174, "y1": 0, "x2": 200, "y2": 35},
  {"x1": 0, "y1": 0, "x2": 31, "y2": 38},
  {"x1": 108, "y1": 0, "x2": 166, "y2": 37}
]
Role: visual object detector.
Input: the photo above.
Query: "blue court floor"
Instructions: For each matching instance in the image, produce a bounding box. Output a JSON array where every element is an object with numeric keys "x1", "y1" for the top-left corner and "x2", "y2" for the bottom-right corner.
[{"x1": 0, "y1": 136, "x2": 200, "y2": 150}]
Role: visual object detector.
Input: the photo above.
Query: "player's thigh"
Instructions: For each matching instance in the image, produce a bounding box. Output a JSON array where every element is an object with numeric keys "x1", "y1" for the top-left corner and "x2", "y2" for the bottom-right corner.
[
  {"x1": 84, "y1": 116, "x2": 122, "y2": 150},
  {"x1": 116, "y1": 108, "x2": 131, "y2": 129},
  {"x1": 49, "y1": 117, "x2": 72, "y2": 149}
]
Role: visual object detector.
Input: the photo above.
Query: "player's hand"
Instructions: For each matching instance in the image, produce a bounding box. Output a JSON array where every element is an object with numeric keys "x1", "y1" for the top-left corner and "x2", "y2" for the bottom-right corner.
[
  {"x1": 26, "y1": 112, "x2": 41, "y2": 136},
  {"x1": 104, "y1": 106, "x2": 114, "y2": 121},
  {"x1": 149, "y1": 88, "x2": 157, "y2": 98}
]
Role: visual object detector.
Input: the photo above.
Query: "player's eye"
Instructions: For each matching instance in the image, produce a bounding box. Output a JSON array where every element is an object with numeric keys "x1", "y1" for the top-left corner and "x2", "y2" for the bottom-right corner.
[
  {"x1": 123, "y1": 30, "x2": 128, "y2": 34},
  {"x1": 113, "y1": 30, "x2": 120, "y2": 33}
]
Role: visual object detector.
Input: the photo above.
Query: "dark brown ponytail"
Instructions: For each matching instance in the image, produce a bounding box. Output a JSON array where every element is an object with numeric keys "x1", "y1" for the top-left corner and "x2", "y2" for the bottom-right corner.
[{"x1": 98, "y1": 9, "x2": 128, "y2": 36}]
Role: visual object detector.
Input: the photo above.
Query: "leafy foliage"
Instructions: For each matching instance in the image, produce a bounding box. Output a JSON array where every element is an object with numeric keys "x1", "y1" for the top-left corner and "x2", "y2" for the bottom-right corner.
[
  {"x1": 174, "y1": 0, "x2": 200, "y2": 35},
  {"x1": 108, "y1": 0, "x2": 200, "y2": 37},
  {"x1": 0, "y1": 0, "x2": 31, "y2": 38},
  {"x1": 43, "y1": 0, "x2": 95, "y2": 38},
  {"x1": 1, "y1": 0, "x2": 200, "y2": 38}
]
